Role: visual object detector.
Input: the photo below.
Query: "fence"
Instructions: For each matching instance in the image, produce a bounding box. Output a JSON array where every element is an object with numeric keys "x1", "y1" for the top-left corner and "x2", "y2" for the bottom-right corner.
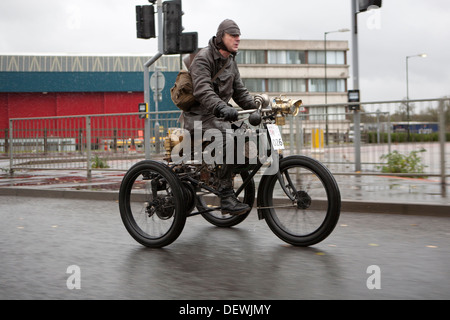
[
  {"x1": 286, "y1": 98, "x2": 449, "y2": 188},
  {"x1": 2, "y1": 111, "x2": 181, "y2": 177},
  {"x1": 1, "y1": 98, "x2": 448, "y2": 186}
]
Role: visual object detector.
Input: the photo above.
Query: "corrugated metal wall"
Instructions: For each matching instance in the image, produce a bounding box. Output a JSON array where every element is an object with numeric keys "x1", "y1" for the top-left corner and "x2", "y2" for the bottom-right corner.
[{"x1": 0, "y1": 55, "x2": 181, "y2": 131}]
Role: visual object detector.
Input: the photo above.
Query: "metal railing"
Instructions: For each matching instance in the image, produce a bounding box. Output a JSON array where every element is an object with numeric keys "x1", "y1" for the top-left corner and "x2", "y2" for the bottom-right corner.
[
  {"x1": 3, "y1": 111, "x2": 181, "y2": 177},
  {"x1": 285, "y1": 98, "x2": 448, "y2": 187},
  {"x1": 1, "y1": 98, "x2": 448, "y2": 187}
]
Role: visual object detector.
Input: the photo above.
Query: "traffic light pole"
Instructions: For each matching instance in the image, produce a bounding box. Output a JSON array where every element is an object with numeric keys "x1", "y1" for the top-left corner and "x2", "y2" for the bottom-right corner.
[
  {"x1": 351, "y1": 0, "x2": 362, "y2": 172},
  {"x1": 144, "y1": 0, "x2": 164, "y2": 159},
  {"x1": 350, "y1": 0, "x2": 382, "y2": 172},
  {"x1": 138, "y1": 0, "x2": 196, "y2": 158}
]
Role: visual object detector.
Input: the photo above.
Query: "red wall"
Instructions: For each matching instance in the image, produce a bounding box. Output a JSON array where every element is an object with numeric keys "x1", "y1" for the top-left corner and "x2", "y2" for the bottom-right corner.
[
  {"x1": 104, "y1": 92, "x2": 142, "y2": 114},
  {"x1": 0, "y1": 94, "x2": 8, "y2": 131},
  {"x1": 8, "y1": 93, "x2": 57, "y2": 119},
  {"x1": 0, "y1": 92, "x2": 144, "y2": 132}
]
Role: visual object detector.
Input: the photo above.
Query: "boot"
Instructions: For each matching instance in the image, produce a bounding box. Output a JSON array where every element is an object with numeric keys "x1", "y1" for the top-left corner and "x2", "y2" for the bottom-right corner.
[
  {"x1": 220, "y1": 189, "x2": 251, "y2": 216},
  {"x1": 216, "y1": 164, "x2": 250, "y2": 215}
]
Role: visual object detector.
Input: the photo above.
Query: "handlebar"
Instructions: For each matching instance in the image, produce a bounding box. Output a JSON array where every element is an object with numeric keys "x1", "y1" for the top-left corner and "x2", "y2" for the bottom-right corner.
[
  {"x1": 237, "y1": 108, "x2": 271, "y2": 115},
  {"x1": 236, "y1": 108, "x2": 268, "y2": 126},
  {"x1": 234, "y1": 94, "x2": 303, "y2": 126}
]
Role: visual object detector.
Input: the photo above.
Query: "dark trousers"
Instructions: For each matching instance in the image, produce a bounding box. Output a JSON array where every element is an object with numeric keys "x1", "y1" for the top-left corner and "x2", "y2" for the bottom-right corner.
[{"x1": 190, "y1": 130, "x2": 235, "y2": 193}]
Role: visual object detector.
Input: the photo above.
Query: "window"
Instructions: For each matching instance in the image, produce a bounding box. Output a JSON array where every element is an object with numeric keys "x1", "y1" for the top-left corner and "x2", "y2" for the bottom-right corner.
[
  {"x1": 327, "y1": 51, "x2": 345, "y2": 65},
  {"x1": 309, "y1": 107, "x2": 346, "y2": 121},
  {"x1": 268, "y1": 50, "x2": 305, "y2": 64},
  {"x1": 309, "y1": 79, "x2": 346, "y2": 92},
  {"x1": 268, "y1": 79, "x2": 306, "y2": 92},
  {"x1": 309, "y1": 79, "x2": 326, "y2": 92},
  {"x1": 242, "y1": 78, "x2": 266, "y2": 92},
  {"x1": 309, "y1": 51, "x2": 325, "y2": 64},
  {"x1": 286, "y1": 50, "x2": 305, "y2": 64},
  {"x1": 309, "y1": 51, "x2": 345, "y2": 65},
  {"x1": 236, "y1": 50, "x2": 265, "y2": 64},
  {"x1": 244, "y1": 78, "x2": 344, "y2": 93},
  {"x1": 268, "y1": 51, "x2": 286, "y2": 64},
  {"x1": 327, "y1": 79, "x2": 346, "y2": 92}
]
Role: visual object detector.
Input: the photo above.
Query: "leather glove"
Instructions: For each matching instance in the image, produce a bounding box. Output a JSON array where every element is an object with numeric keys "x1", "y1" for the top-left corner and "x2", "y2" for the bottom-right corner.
[
  {"x1": 214, "y1": 105, "x2": 239, "y2": 122},
  {"x1": 243, "y1": 100, "x2": 257, "y2": 110},
  {"x1": 222, "y1": 107, "x2": 239, "y2": 121}
]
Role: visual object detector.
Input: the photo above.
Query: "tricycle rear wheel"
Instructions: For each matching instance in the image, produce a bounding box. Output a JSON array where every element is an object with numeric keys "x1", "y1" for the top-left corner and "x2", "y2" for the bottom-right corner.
[
  {"x1": 196, "y1": 170, "x2": 255, "y2": 227},
  {"x1": 119, "y1": 160, "x2": 186, "y2": 248}
]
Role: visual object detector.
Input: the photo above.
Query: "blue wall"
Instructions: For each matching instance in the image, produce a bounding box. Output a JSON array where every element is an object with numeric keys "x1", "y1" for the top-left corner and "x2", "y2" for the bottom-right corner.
[
  {"x1": 0, "y1": 71, "x2": 178, "y2": 93},
  {"x1": 0, "y1": 71, "x2": 179, "y2": 112}
]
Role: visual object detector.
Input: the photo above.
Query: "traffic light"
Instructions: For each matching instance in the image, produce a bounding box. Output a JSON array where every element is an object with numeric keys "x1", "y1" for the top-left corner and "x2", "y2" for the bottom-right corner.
[
  {"x1": 358, "y1": 0, "x2": 382, "y2": 12},
  {"x1": 162, "y1": 0, "x2": 181, "y2": 54},
  {"x1": 348, "y1": 90, "x2": 360, "y2": 111},
  {"x1": 136, "y1": 5, "x2": 156, "y2": 39},
  {"x1": 163, "y1": 0, "x2": 197, "y2": 54},
  {"x1": 179, "y1": 32, "x2": 198, "y2": 54},
  {"x1": 139, "y1": 103, "x2": 148, "y2": 119}
]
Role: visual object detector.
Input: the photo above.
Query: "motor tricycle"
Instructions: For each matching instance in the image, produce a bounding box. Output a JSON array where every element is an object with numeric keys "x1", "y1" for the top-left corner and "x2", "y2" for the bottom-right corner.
[{"x1": 119, "y1": 94, "x2": 341, "y2": 248}]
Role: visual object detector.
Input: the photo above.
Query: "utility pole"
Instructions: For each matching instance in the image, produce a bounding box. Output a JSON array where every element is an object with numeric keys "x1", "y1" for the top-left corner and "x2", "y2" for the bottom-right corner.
[
  {"x1": 142, "y1": 0, "x2": 163, "y2": 159},
  {"x1": 350, "y1": 0, "x2": 382, "y2": 172},
  {"x1": 351, "y1": 0, "x2": 362, "y2": 172}
]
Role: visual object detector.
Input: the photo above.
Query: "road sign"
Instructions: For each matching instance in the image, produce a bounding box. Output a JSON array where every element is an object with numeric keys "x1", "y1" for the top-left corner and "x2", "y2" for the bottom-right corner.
[{"x1": 150, "y1": 71, "x2": 165, "y2": 92}]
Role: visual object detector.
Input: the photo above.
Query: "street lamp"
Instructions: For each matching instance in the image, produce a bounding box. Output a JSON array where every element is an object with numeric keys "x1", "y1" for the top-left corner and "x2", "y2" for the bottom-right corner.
[
  {"x1": 324, "y1": 28, "x2": 350, "y2": 145},
  {"x1": 406, "y1": 53, "x2": 427, "y2": 140}
]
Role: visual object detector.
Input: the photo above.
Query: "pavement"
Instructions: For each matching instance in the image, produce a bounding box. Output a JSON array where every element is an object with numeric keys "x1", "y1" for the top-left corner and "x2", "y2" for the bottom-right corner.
[{"x1": 1, "y1": 165, "x2": 449, "y2": 216}]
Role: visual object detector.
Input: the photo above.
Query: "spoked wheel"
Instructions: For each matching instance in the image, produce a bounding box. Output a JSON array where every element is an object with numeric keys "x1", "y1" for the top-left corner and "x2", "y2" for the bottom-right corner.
[
  {"x1": 196, "y1": 171, "x2": 255, "y2": 227},
  {"x1": 258, "y1": 155, "x2": 341, "y2": 246},
  {"x1": 119, "y1": 160, "x2": 186, "y2": 248}
]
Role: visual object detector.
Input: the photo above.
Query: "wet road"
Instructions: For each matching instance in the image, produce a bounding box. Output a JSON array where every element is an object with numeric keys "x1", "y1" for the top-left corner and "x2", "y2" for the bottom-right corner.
[{"x1": 0, "y1": 196, "x2": 449, "y2": 300}]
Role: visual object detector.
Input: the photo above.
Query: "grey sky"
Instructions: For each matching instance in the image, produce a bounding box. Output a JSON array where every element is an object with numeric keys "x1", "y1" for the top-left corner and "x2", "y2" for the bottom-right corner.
[{"x1": 1, "y1": 0, "x2": 449, "y2": 102}]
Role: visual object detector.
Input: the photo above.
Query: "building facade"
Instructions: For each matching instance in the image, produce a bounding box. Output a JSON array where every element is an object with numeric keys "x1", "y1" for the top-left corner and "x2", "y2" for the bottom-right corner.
[
  {"x1": 0, "y1": 54, "x2": 180, "y2": 134},
  {"x1": 1, "y1": 39, "x2": 350, "y2": 135},
  {"x1": 237, "y1": 39, "x2": 350, "y2": 120}
]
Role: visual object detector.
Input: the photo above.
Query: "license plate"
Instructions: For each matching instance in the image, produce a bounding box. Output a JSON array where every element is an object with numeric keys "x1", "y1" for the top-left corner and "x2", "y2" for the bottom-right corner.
[{"x1": 266, "y1": 124, "x2": 284, "y2": 150}]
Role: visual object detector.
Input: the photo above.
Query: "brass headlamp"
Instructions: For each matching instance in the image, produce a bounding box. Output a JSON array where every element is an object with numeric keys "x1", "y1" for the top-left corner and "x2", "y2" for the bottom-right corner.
[{"x1": 271, "y1": 96, "x2": 303, "y2": 125}]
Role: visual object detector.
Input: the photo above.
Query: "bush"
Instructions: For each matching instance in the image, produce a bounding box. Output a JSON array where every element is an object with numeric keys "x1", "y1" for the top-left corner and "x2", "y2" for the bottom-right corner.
[
  {"x1": 379, "y1": 148, "x2": 427, "y2": 176},
  {"x1": 366, "y1": 131, "x2": 446, "y2": 143},
  {"x1": 91, "y1": 155, "x2": 110, "y2": 168}
]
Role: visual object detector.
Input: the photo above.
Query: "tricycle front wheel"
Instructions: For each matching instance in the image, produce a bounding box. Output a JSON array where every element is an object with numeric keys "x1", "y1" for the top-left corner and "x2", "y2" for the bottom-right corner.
[{"x1": 258, "y1": 156, "x2": 341, "y2": 246}]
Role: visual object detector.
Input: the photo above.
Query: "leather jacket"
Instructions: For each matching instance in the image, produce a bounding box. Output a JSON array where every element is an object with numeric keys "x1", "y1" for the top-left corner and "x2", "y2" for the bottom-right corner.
[{"x1": 183, "y1": 37, "x2": 256, "y2": 133}]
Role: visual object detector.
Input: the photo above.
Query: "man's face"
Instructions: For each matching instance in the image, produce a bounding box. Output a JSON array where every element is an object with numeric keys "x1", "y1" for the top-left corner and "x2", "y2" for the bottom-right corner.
[{"x1": 222, "y1": 33, "x2": 240, "y2": 53}]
